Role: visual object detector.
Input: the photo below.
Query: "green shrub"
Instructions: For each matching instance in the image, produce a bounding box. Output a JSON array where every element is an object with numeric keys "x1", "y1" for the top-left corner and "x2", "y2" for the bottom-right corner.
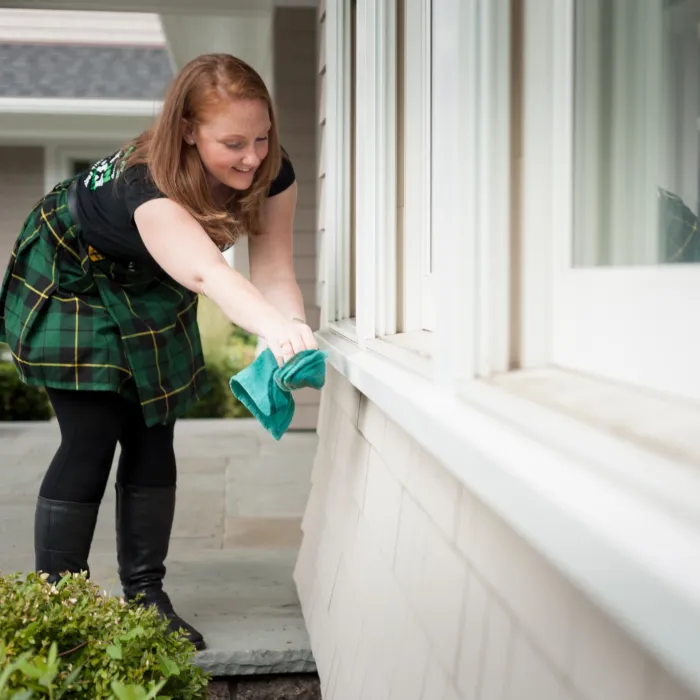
[
  {"x1": 182, "y1": 360, "x2": 251, "y2": 420},
  {"x1": 184, "y1": 302, "x2": 258, "y2": 419},
  {"x1": 0, "y1": 364, "x2": 52, "y2": 421},
  {"x1": 0, "y1": 572, "x2": 210, "y2": 699}
]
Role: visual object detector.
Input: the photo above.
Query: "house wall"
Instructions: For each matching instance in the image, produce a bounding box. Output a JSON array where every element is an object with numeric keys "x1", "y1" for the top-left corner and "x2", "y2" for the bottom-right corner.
[
  {"x1": 274, "y1": 6, "x2": 321, "y2": 429},
  {"x1": 0, "y1": 146, "x2": 44, "y2": 280},
  {"x1": 295, "y1": 367, "x2": 698, "y2": 700}
]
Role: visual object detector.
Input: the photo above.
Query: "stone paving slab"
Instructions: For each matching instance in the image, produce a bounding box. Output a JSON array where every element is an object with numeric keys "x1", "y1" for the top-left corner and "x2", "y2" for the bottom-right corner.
[{"x1": 0, "y1": 419, "x2": 317, "y2": 676}]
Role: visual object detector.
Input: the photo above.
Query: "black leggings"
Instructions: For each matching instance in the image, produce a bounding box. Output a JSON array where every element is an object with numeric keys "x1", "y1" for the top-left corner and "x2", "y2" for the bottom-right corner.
[{"x1": 41, "y1": 389, "x2": 177, "y2": 504}]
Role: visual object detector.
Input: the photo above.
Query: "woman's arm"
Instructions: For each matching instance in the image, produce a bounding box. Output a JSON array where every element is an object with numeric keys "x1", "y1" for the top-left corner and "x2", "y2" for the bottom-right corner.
[
  {"x1": 248, "y1": 181, "x2": 307, "y2": 323},
  {"x1": 133, "y1": 197, "x2": 316, "y2": 363}
]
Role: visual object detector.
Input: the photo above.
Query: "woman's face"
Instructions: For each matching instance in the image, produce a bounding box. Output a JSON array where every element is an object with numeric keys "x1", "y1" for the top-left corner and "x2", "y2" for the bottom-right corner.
[{"x1": 186, "y1": 97, "x2": 271, "y2": 192}]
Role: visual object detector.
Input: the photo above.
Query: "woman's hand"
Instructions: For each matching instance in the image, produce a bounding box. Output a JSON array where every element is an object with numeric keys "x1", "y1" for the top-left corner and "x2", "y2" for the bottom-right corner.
[{"x1": 262, "y1": 318, "x2": 318, "y2": 367}]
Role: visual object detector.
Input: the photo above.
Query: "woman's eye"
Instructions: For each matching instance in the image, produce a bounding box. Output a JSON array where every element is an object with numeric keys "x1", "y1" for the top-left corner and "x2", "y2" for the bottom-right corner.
[
  {"x1": 256, "y1": 137, "x2": 269, "y2": 143},
  {"x1": 226, "y1": 143, "x2": 243, "y2": 150}
]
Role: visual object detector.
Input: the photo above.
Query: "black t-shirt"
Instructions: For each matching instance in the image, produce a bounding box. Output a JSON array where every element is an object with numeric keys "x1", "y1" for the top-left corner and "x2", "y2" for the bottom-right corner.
[{"x1": 73, "y1": 148, "x2": 296, "y2": 264}]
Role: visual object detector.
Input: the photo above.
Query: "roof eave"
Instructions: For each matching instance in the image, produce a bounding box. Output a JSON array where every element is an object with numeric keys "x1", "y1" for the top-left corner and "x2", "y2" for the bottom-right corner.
[{"x1": 0, "y1": 97, "x2": 163, "y2": 116}]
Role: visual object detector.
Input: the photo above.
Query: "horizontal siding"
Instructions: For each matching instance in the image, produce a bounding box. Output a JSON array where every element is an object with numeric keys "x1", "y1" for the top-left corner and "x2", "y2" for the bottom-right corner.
[{"x1": 0, "y1": 146, "x2": 43, "y2": 283}]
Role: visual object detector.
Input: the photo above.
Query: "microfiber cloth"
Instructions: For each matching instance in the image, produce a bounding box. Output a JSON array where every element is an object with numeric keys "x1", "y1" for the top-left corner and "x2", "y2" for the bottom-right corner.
[{"x1": 229, "y1": 348, "x2": 328, "y2": 440}]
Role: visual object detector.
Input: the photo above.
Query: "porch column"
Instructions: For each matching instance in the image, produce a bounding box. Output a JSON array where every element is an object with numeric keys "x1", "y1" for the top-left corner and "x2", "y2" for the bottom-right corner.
[{"x1": 160, "y1": 9, "x2": 275, "y2": 275}]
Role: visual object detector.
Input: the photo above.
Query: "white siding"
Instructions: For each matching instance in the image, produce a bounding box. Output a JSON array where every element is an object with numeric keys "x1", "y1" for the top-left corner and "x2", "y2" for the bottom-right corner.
[
  {"x1": 274, "y1": 6, "x2": 321, "y2": 429},
  {"x1": 0, "y1": 147, "x2": 44, "y2": 282},
  {"x1": 295, "y1": 368, "x2": 700, "y2": 700}
]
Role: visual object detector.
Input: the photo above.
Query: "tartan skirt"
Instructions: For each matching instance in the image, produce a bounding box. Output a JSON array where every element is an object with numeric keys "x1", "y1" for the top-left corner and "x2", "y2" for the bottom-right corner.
[{"x1": 0, "y1": 178, "x2": 211, "y2": 426}]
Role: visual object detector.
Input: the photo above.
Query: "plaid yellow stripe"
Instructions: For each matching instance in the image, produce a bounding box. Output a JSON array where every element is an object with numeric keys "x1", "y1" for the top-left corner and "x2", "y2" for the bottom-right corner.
[{"x1": 0, "y1": 178, "x2": 210, "y2": 426}]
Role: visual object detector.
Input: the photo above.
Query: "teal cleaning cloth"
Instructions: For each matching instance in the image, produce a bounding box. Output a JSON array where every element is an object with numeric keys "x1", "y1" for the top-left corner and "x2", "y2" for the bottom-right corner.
[{"x1": 229, "y1": 348, "x2": 328, "y2": 440}]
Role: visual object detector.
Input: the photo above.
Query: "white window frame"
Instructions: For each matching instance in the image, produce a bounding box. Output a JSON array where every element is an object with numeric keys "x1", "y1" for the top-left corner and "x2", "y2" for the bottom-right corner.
[
  {"x1": 317, "y1": 2, "x2": 700, "y2": 693},
  {"x1": 401, "y1": 0, "x2": 434, "y2": 333},
  {"x1": 322, "y1": 0, "x2": 355, "y2": 339},
  {"x1": 538, "y1": 0, "x2": 700, "y2": 403},
  {"x1": 325, "y1": 0, "x2": 512, "y2": 377},
  {"x1": 353, "y1": 0, "x2": 397, "y2": 344}
]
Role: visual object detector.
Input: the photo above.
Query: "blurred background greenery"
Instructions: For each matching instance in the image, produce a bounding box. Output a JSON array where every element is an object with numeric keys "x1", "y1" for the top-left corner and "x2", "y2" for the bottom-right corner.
[{"x1": 0, "y1": 297, "x2": 257, "y2": 421}]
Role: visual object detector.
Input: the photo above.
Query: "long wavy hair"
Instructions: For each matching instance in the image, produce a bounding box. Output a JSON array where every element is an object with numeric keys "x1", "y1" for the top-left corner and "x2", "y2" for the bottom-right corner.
[{"x1": 122, "y1": 53, "x2": 282, "y2": 248}]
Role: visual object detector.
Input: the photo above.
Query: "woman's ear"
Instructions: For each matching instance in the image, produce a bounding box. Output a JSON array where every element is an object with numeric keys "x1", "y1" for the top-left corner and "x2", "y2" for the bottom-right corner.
[{"x1": 181, "y1": 119, "x2": 195, "y2": 146}]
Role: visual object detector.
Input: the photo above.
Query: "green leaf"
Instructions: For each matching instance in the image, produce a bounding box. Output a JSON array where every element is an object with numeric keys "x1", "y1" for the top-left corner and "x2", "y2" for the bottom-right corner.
[
  {"x1": 143, "y1": 680, "x2": 167, "y2": 700},
  {"x1": 10, "y1": 690, "x2": 35, "y2": 700},
  {"x1": 119, "y1": 626, "x2": 145, "y2": 642},
  {"x1": 47, "y1": 642, "x2": 58, "y2": 668},
  {"x1": 109, "y1": 681, "x2": 143, "y2": 700},
  {"x1": 157, "y1": 652, "x2": 180, "y2": 678},
  {"x1": 16, "y1": 659, "x2": 44, "y2": 679},
  {"x1": 105, "y1": 644, "x2": 123, "y2": 660}
]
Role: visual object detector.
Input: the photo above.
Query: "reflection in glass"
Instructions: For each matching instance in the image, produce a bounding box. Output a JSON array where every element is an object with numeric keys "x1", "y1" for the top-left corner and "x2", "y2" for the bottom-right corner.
[{"x1": 573, "y1": 0, "x2": 700, "y2": 266}]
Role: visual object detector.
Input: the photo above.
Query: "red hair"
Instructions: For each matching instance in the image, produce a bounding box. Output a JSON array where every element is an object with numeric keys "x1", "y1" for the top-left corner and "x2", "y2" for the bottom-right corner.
[{"x1": 123, "y1": 53, "x2": 281, "y2": 248}]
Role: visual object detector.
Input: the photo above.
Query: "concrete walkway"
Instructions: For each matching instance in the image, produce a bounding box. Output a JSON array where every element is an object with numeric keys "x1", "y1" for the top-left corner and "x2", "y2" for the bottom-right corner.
[{"x1": 0, "y1": 418, "x2": 317, "y2": 677}]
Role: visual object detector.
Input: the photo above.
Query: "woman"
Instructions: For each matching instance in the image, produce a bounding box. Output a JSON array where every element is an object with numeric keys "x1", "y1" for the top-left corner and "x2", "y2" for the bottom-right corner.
[{"x1": 0, "y1": 54, "x2": 317, "y2": 651}]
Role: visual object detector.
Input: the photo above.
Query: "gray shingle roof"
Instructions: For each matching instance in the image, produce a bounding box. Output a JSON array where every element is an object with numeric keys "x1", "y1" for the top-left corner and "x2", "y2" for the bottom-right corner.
[{"x1": 0, "y1": 43, "x2": 173, "y2": 99}]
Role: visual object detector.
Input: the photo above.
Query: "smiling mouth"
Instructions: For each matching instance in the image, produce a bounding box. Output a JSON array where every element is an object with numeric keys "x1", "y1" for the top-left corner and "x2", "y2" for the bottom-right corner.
[{"x1": 233, "y1": 166, "x2": 253, "y2": 173}]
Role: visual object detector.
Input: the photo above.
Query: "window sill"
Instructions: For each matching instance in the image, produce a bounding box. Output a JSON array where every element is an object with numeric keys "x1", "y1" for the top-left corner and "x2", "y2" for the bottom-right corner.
[
  {"x1": 328, "y1": 323, "x2": 434, "y2": 378},
  {"x1": 328, "y1": 318, "x2": 358, "y2": 344},
  {"x1": 367, "y1": 331, "x2": 434, "y2": 378},
  {"x1": 316, "y1": 327, "x2": 700, "y2": 696}
]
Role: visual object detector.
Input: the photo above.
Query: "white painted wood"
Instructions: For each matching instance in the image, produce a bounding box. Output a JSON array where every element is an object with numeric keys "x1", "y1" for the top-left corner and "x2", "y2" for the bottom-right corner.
[
  {"x1": 0, "y1": 9, "x2": 165, "y2": 44},
  {"x1": 337, "y1": 0, "x2": 353, "y2": 322},
  {"x1": 354, "y1": 0, "x2": 397, "y2": 341},
  {"x1": 0, "y1": 0, "x2": 275, "y2": 15},
  {"x1": 317, "y1": 326, "x2": 700, "y2": 697},
  {"x1": 401, "y1": 0, "x2": 433, "y2": 333},
  {"x1": 475, "y1": 0, "x2": 511, "y2": 376},
  {"x1": 517, "y1": 0, "x2": 555, "y2": 369},
  {"x1": 431, "y1": 0, "x2": 478, "y2": 383},
  {"x1": 328, "y1": 318, "x2": 358, "y2": 343},
  {"x1": 540, "y1": 0, "x2": 700, "y2": 402},
  {"x1": 0, "y1": 98, "x2": 162, "y2": 117},
  {"x1": 320, "y1": 0, "x2": 352, "y2": 325}
]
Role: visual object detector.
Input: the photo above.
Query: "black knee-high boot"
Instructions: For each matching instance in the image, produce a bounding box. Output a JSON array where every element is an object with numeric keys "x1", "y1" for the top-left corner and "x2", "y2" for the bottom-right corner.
[
  {"x1": 115, "y1": 484, "x2": 205, "y2": 650},
  {"x1": 34, "y1": 497, "x2": 100, "y2": 582}
]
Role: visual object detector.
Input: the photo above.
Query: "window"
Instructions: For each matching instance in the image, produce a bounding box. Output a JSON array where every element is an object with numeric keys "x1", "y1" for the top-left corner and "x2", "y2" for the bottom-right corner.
[
  {"x1": 69, "y1": 159, "x2": 96, "y2": 176},
  {"x1": 573, "y1": 0, "x2": 700, "y2": 268},
  {"x1": 325, "y1": 0, "x2": 436, "y2": 361},
  {"x1": 397, "y1": 0, "x2": 434, "y2": 333},
  {"x1": 320, "y1": 0, "x2": 356, "y2": 336},
  {"x1": 518, "y1": 0, "x2": 700, "y2": 403}
]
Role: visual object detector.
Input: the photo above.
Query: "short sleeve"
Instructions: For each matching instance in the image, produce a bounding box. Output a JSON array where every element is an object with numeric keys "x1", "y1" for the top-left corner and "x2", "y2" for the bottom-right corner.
[
  {"x1": 267, "y1": 150, "x2": 296, "y2": 198},
  {"x1": 118, "y1": 164, "x2": 166, "y2": 219}
]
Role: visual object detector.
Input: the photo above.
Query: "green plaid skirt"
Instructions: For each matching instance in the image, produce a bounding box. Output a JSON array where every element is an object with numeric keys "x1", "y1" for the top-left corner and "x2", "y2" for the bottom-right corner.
[{"x1": 0, "y1": 178, "x2": 210, "y2": 426}]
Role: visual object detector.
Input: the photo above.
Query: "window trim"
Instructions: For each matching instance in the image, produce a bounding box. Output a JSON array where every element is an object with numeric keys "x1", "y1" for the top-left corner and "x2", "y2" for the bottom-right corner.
[
  {"x1": 354, "y1": 0, "x2": 397, "y2": 343},
  {"x1": 400, "y1": 0, "x2": 434, "y2": 333},
  {"x1": 320, "y1": 0, "x2": 353, "y2": 326},
  {"x1": 541, "y1": 0, "x2": 700, "y2": 402},
  {"x1": 431, "y1": 0, "x2": 512, "y2": 382}
]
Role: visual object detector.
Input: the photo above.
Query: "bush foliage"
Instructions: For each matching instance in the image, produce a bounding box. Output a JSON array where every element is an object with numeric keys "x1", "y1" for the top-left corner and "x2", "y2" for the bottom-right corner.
[
  {"x1": 0, "y1": 363, "x2": 52, "y2": 422},
  {"x1": 0, "y1": 572, "x2": 209, "y2": 699}
]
